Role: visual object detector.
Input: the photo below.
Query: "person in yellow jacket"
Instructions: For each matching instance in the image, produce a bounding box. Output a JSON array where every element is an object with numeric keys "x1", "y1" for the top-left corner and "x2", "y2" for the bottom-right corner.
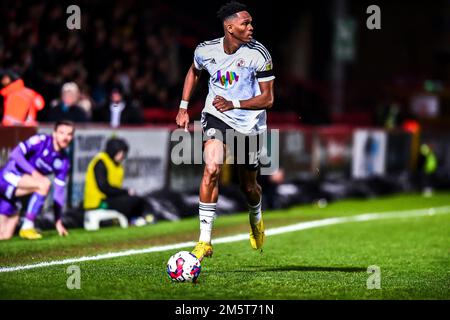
[
  {"x1": 83, "y1": 137, "x2": 152, "y2": 225},
  {"x1": 418, "y1": 143, "x2": 438, "y2": 197}
]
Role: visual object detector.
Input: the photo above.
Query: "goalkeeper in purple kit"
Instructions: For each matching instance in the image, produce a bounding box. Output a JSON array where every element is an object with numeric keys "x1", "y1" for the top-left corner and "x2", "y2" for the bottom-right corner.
[{"x1": 0, "y1": 120, "x2": 74, "y2": 240}]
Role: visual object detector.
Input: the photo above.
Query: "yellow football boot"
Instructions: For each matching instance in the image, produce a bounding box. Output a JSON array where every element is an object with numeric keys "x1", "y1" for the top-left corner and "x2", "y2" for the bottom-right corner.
[
  {"x1": 191, "y1": 241, "x2": 213, "y2": 261},
  {"x1": 19, "y1": 228, "x2": 43, "y2": 240},
  {"x1": 249, "y1": 217, "x2": 265, "y2": 250}
]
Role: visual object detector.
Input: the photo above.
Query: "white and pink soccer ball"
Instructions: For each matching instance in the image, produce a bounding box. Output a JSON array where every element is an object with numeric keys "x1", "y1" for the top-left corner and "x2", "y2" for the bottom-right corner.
[{"x1": 166, "y1": 251, "x2": 201, "y2": 282}]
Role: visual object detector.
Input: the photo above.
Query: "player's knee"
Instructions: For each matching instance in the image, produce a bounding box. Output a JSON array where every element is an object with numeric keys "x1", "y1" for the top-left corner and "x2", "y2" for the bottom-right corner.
[{"x1": 205, "y1": 163, "x2": 221, "y2": 179}]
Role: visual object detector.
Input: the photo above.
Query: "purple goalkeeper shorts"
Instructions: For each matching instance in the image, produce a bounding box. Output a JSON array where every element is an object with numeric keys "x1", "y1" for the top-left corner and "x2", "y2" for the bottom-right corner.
[{"x1": 0, "y1": 167, "x2": 22, "y2": 216}]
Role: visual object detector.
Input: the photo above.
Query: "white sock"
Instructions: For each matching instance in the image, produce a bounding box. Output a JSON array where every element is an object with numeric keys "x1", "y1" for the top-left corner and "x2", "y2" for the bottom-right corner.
[
  {"x1": 198, "y1": 201, "x2": 216, "y2": 243},
  {"x1": 248, "y1": 199, "x2": 262, "y2": 225},
  {"x1": 21, "y1": 218, "x2": 35, "y2": 230}
]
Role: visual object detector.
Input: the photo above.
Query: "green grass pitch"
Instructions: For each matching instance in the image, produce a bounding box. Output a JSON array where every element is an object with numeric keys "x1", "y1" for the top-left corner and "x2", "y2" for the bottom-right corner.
[{"x1": 0, "y1": 192, "x2": 449, "y2": 300}]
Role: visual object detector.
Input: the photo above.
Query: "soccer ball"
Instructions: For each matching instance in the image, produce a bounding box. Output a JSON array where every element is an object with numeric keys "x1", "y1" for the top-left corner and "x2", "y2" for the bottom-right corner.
[{"x1": 166, "y1": 251, "x2": 201, "y2": 282}]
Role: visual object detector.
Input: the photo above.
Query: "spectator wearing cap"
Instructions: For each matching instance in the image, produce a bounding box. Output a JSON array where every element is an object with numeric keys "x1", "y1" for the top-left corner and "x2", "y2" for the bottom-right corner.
[
  {"x1": 0, "y1": 69, "x2": 45, "y2": 126},
  {"x1": 44, "y1": 82, "x2": 89, "y2": 123},
  {"x1": 93, "y1": 85, "x2": 143, "y2": 127}
]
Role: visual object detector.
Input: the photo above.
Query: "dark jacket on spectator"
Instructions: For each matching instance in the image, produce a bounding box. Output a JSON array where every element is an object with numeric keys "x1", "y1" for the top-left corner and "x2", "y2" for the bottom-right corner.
[
  {"x1": 94, "y1": 99, "x2": 143, "y2": 126},
  {"x1": 44, "y1": 102, "x2": 89, "y2": 123}
]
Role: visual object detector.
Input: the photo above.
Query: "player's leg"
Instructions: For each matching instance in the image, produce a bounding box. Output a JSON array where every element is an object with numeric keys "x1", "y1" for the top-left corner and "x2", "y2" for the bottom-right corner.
[
  {"x1": 200, "y1": 139, "x2": 224, "y2": 203},
  {"x1": 0, "y1": 214, "x2": 9, "y2": 240},
  {"x1": 15, "y1": 174, "x2": 51, "y2": 197},
  {"x1": 238, "y1": 132, "x2": 265, "y2": 250},
  {"x1": 0, "y1": 171, "x2": 22, "y2": 240},
  {"x1": 0, "y1": 215, "x2": 5, "y2": 239},
  {"x1": 0, "y1": 214, "x2": 19, "y2": 240},
  {"x1": 0, "y1": 198, "x2": 20, "y2": 240},
  {"x1": 15, "y1": 174, "x2": 51, "y2": 239},
  {"x1": 238, "y1": 165, "x2": 265, "y2": 250},
  {"x1": 192, "y1": 139, "x2": 225, "y2": 260},
  {"x1": 0, "y1": 214, "x2": 8, "y2": 240},
  {"x1": 238, "y1": 166, "x2": 262, "y2": 206}
]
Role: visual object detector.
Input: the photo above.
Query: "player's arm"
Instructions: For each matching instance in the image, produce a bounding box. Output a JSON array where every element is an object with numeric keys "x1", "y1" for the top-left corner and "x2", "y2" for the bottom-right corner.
[
  {"x1": 213, "y1": 80, "x2": 274, "y2": 112},
  {"x1": 182, "y1": 63, "x2": 202, "y2": 103},
  {"x1": 9, "y1": 136, "x2": 47, "y2": 181},
  {"x1": 176, "y1": 63, "x2": 202, "y2": 131},
  {"x1": 9, "y1": 141, "x2": 38, "y2": 174},
  {"x1": 53, "y1": 162, "x2": 70, "y2": 236}
]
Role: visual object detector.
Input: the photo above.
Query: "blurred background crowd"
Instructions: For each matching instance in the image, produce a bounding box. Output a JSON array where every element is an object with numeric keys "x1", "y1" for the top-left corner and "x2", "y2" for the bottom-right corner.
[
  {"x1": 1, "y1": 0, "x2": 449, "y2": 128},
  {"x1": 1, "y1": 0, "x2": 196, "y2": 125}
]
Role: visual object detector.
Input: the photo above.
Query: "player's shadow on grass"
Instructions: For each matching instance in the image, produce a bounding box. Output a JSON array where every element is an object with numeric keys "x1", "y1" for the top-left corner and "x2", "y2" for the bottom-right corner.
[{"x1": 230, "y1": 266, "x2": 367, "y2": 273}]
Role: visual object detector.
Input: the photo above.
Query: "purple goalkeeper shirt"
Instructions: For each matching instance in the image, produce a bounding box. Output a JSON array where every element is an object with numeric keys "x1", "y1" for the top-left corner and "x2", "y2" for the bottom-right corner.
[{"x1": 5, "y1": 134, "x2": 70, "y2": 209}]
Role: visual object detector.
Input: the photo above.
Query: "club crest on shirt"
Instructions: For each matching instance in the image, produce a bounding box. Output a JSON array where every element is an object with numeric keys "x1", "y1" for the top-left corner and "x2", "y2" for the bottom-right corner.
[
  {"x1": 53, "y1": 159, "x2": 63, "y2": 170},
  {"x1": 236, "y1": 58, "x2": 246, "y2": 67},
  {"x1": 206, "y1": 128, "x2": 216, "y2": 137}
]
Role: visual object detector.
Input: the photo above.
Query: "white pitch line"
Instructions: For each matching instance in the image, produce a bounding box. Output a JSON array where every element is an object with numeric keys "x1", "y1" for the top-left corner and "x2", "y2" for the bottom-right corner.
[{"x1": 1, "y1": 205, "x2": 449, "y2": 273}]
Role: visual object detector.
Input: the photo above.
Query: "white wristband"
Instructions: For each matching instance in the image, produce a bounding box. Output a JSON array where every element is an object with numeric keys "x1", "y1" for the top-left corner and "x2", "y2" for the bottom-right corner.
[
  {"x1": 179, "y1": 100, "x2": 189, "y2": 109},
  {"x1": 232, "y1": 99, "x2": 241, "y2": 109}
]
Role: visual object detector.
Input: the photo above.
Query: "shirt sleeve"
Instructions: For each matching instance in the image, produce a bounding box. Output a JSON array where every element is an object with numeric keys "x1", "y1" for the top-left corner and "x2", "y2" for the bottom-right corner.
[
  {"x1": 193, "y1": 45, "x2": 204, "y2": 71},
  {"x1": 53, "y1": 159, "x2": 70, "y2": 221},
  {"x1": 53, "y1": 159, "x2": 70, "y2": 206},
  {"x1": 22, "y1": 135, "x2": 46, "y2": 152},
  {"x1": 9, "y1": 135, "x2": 45, "y2": 174},
  {"x1": 254, "y1": 51, "x2": 275, "y2": 82}
]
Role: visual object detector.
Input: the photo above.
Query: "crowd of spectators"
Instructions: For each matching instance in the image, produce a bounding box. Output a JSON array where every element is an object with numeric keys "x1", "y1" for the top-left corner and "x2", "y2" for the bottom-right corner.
[
  {"x1": 1, "y1": 0, "x2": 336, "y2": 127},
  {"x1": 0, "y1": 0, "x2": 203, "y2": 124}
]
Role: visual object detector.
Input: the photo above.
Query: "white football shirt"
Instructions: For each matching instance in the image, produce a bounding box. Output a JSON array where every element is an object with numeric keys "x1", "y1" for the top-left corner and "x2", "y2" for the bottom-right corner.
[{"x1": 194, "y1": 37, "x2": 275, "y2": 134}]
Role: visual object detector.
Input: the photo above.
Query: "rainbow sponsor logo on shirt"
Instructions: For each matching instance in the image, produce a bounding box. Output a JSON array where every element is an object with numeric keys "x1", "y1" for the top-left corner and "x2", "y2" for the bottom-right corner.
[{"x1": 216, "y1": 70, "x2": 239, "y2": 88}]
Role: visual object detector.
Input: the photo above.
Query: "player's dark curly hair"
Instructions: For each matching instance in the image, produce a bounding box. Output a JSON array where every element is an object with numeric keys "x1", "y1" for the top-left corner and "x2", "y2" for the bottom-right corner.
[{"x1": 217, "y1": 1, "x2": 247, "y2": 22}]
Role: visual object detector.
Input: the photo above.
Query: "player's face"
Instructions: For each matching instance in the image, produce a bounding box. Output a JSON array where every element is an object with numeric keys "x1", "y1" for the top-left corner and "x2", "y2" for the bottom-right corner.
[
  {"x1": 53, "y1": 125, "x2": 74, "y2": 150},
  {"x1": 228, "y1": 11, "x2": 254, "y2": 43}
]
